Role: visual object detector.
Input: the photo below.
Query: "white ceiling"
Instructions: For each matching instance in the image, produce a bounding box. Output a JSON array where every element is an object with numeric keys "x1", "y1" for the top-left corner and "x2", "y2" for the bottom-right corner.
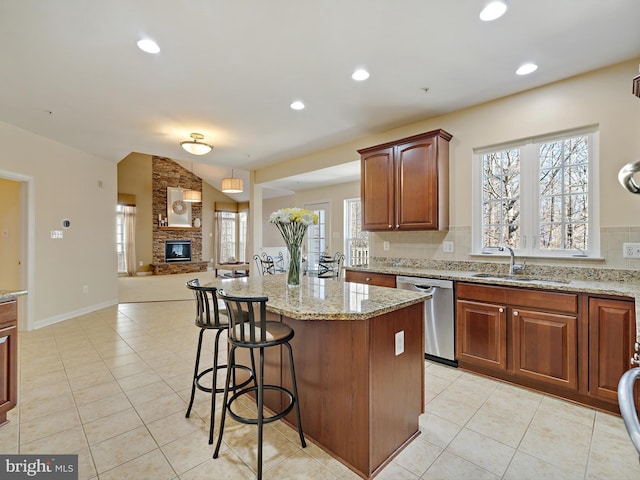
[{"x1": 1, "y1": 0, "x2": 640, "y2": 202}]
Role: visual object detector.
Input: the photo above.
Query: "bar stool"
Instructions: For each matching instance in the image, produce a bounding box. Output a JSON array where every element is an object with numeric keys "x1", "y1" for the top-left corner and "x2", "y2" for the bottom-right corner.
[
  {"x1": 184, "y1": 279, "x2": 253, "y2": 444},
  {"x1": 213, "y1": 291, "x2": 306, "y2": 479}
]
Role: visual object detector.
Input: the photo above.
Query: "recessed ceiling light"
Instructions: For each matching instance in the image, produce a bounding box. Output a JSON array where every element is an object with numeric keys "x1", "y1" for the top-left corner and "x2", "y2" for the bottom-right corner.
[
  {"x1": 516, "y1": 63, "x2": 538, "y2": 75},
  {"x1": 290, "y1": 101, "x2": 305, "y2": 110},
  {"x1": 479, "y1": 1, "x2": 509, "y2": 21},
  {"x1": 137, "y1": 38, "x2": 160, "y2": 54},
  {"x1": 352, "y1": 69, "x2": 370, "y2": 81}
]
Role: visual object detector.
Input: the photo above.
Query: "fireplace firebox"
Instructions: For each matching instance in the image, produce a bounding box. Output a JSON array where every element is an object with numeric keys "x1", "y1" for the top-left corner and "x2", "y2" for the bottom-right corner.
[{"x1": 165, "y1": 240, "x2": 192, "y2": 263}]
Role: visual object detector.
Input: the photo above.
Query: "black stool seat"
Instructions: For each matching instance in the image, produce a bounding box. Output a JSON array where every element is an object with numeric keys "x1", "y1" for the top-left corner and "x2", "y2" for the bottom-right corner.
[
  {"x1": 184, "y1": 279, "x2": 253, "y2": 445},
  {"x1": 213, "y1": 291, "x2": 306, "y2": 480}
]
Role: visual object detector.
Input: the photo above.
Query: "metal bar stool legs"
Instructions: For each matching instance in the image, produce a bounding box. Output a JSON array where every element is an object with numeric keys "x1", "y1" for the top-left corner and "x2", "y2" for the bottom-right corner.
[
  {"x1": 184, "y1": 326, "x2": 226, "y2": 444},
  {"x1": 212, "y1": 292, "x2": 305, "y2": 480},
  {"x1": 213, "y1": 343, "x2": 305, "y2": 479}
]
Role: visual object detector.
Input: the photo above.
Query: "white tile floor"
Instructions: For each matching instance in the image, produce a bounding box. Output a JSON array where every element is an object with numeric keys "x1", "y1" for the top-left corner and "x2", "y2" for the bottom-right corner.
[{"x1": 1, "y1": 299, "x2": 639, "y2": 479}]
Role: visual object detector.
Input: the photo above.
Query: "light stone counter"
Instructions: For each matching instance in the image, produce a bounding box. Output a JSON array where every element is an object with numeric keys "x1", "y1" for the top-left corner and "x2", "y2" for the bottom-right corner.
[
  {"x1": 0, "y1": 290, "x2": 27, "y2": 302},
  {"x1": 346, "y1": 264, "x2": 640, "y2": 340},
  {"x1": 210, "y1": 274, "x2": 430, "y2": 320}
]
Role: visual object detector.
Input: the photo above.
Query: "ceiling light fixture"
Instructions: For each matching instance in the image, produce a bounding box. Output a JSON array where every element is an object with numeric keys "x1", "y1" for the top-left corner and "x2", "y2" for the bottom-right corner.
[
  {"x1": 290, "y1": 100, "x2": 305, "y2": 110},
  {"x1": 183, "y1": 161, "x2": 202, "y2": 202},
  {"x1": 352, "y1": 69, "x2": 370, "y2": 81},
  {"x1": 221, "y1": 169, "x2": 244, "y2": 193},
  {"x1": 137, "y1": 38, "x2": 160, "y2": 54},
  {"x1": 516, "y1": 63, "x2": 538, "y2": 75},
  {"x1": 181, "y1": 133, "x2": 213, "y2": 155},
  {"x1": 479, "y1": 1, "x2": 509, "y2": 21},
  {"x1": 182, "y1": 189, "x2": 201, "y2": 202}
]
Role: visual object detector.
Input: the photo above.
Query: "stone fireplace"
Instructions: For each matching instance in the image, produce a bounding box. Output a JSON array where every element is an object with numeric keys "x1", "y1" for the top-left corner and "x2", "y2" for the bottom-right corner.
[{"x1": 150, "y1": 156, "x2": 208, "y2": 275}]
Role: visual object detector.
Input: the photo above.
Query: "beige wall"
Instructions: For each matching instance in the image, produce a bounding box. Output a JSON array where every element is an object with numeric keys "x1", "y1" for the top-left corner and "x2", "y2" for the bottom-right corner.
[
  {"x1": 0, "y1": 120, "x2": 118, "y2": 330},
  {"x1": 256, "y1": 58, "x2": 640, "y2": 269},
  {"x1": 117, "y1": 153, "x2": 153, "y2": 271},
  {"x1": 294, "y1": 181, "x2": 360, "y2": 255},
  {"x1": 0, "y1": 178, "x2": 20, "y2": 289},
  {"x1": 117, "y1": 153, "x2": 239, "y2": 270}
]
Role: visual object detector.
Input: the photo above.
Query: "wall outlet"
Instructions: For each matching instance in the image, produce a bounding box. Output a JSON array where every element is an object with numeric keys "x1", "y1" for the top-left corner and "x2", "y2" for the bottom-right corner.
[
  {"x1": 138, "y1": 261, "x2": 143, "y2": 266},
  {"x1": 51, "y1": 230, "x2": 63, "y2": 239},
  {"x1": 83, "y1": 285, "x2": 89, "y2": 294},
  {"x1": 383, "y1": 241, "x2": 390, "y2": 251},
  {"x1": 443, "y1": 241, "x2": 454, "y2": 253},
  {"x1": 395, "y1": 330, "x2": 404, "y2": 356},
  {"x1": 623, "y1": 243, "x2": 640, "y2": 258}
]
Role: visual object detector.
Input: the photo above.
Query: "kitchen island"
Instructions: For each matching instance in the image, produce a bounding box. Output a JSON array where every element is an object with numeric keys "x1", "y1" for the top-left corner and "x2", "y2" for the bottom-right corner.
[{"x1": 210, "y1": 275, "x2": 429, "y2": 479}]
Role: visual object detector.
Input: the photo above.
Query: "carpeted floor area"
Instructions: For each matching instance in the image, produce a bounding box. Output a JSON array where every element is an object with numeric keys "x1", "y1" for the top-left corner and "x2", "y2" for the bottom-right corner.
[{"x1": 117, "y1": 271, "x2": 217, "y2": 303}]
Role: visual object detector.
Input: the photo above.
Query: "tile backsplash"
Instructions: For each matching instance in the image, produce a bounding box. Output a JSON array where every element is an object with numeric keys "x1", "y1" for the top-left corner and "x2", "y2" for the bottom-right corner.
[{"x1": 369, "y1": 226, "x2": 640, "y2": 272}]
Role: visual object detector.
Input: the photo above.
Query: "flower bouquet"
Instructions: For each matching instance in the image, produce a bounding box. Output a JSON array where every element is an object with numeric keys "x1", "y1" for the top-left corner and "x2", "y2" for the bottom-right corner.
[{"x1": 269, "y1": 208, "x2": 318, "y2": 286}]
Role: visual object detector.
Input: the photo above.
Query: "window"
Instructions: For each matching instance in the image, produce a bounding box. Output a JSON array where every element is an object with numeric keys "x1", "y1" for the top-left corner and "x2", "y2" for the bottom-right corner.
[
  {"x1": 214, "y1": 206, "x2": 248, "y2": 263},
  {"x1": 344, "y1": 198, "x2": 369, "y2": 266},
  {"x1": 219, "y1": 212, "x2": 237, "y2": 262},
  {"x1": 305, "y1": 202, "x2": 329, "y2": 271},
  {"x1": 473, "y1": 127, "x2": 599, "y2": 257},
  {"x1": 116, "y1": 205, "x2": 126, "y2": 273}
]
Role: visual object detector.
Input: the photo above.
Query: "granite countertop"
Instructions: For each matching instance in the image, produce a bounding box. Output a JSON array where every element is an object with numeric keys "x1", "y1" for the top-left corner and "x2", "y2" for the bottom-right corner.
[
  {"x1": 209, "y1": 274, "x2": 430, "y2": 320},
  {"x1": 0, "y1": 290, "x2": 27, "y2": 302}
]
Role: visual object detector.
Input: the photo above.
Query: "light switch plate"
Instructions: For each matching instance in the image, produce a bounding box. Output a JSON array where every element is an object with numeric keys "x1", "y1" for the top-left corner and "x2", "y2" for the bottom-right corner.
[
  {"x1": 383, "y1": 241, "x2": 390, "y2": 251},
  {"x1": 395, "y1": 330, "x2": 404, "y2": 356}
]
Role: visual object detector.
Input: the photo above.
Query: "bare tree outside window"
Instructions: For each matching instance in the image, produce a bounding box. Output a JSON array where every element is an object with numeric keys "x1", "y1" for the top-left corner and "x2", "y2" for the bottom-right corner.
[
  {"x1": 476, "y1": 128, "x2": 596, "y2": 257},
  {"x1": 481, "y1": 148, "x2": 520, "y2": 248}
]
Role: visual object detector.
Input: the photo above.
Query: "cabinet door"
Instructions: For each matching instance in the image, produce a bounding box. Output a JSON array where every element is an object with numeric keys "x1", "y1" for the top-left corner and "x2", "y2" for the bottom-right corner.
[
  {"x1": 456, "y1": 299, "x2": 507, "y2": 371},
  {"x1": 345, "y1": 270, "x2": 396, "y2": 288},
  {"x1": 589, "y1": 297, "x2": 636, "y2": 402},
  {"x1": 361, "y1": 147, "x2": 394, "y2": 231},
  {"x1": 511, "y1": 308, "x2": 578, "y2": 390},
  {"x1": 395, "y1": 137, "x2": 438, "y2": 230},
  {"x1": 0, "y1": 322, "x2": 17, "y2": 424}
]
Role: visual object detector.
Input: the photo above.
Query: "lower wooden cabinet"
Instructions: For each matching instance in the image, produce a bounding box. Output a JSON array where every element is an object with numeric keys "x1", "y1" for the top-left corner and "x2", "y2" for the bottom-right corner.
[
  {"x1": 0, "y1": 300, "x2": 17, "y2": 427},
  {"x1": 456, "y1": 299, "x2": 507, "y2": 371},
  {"x1": 588, "y1": 297, "x2": 636, "y2": 403},
  {"x1": 454, "y1": 282, "x2": 640, "y2": 411},
  {"x1": 511, "y1": 308, "x2": 578, "y2": 390},
  {"x1": 344, "y1": 270, "x2": 396, "y2": 288}
]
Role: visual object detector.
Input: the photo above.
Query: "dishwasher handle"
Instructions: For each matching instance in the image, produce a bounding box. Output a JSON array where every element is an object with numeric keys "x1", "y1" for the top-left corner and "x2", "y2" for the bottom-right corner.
[{"x1": 413, "y1": 285, "x2": 437, "y2": 294}]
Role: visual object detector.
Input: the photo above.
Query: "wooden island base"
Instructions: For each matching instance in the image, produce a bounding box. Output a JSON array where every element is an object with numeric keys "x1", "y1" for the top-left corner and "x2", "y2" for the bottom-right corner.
[{"x1": 240, "y1": 302, "x2": 424, "y2": 478}]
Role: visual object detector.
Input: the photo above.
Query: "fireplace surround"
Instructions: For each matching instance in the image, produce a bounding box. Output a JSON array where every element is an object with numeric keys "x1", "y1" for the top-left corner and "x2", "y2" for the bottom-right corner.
[{"x1": 165, "y1": 240, "x2": 192, "y2": 263}]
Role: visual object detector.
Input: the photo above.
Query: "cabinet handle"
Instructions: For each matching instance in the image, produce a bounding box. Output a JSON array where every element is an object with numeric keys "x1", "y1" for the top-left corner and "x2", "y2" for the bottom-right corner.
[
  {"x1": 0, "y1": 336, "x2": 7, "y2": 344},
  {"x1": 396, "y1": 224, "x2": 399, "y2": 228},
  {"x1": 635, "y1": 342, "x2": 640, "y2": 352},
  {"x1": 498, "y1": 307, "x2": 504, "y2": 313},
  {"x1": 365, "y1": 277, "x2": 371, "y2": 282},
  {"x1": 631, "y1": 353, "x2": 640, "y2": 365},
  {"x1": 388, "y1": 225, "x2": 392, "y2": 229},
  {"x1": 513, "y1": 310, "x2": 519, "y2": 316}
]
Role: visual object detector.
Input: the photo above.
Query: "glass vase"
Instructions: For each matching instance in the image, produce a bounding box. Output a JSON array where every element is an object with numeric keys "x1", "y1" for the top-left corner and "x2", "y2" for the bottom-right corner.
[{"x1": 287, "y1": 243, "x2": 302, "y2": 287}]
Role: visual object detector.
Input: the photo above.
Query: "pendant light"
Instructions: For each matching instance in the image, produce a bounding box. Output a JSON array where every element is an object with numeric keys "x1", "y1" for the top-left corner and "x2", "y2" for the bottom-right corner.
[
  {"x1": 221, "y1": 169, "x2": 243, "y2": 193},
  {"x1": 181, "y1": 133, "x2": 213, "y2": 155},
  {"x1": 183, "y1": 161, "x2": 202, "y2": 203}
]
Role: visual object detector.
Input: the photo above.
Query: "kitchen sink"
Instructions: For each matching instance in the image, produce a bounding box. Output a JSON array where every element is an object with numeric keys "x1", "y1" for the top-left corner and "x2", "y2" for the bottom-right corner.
[{"x1": 471, "y1": 273, "x2": 570, "y2": 284}]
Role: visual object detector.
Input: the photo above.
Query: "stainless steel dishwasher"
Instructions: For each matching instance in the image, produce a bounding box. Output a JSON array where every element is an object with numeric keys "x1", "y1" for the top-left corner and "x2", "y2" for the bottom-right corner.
[{"x1": 396, "y1": 276, "x2": 456, "y2": 367}]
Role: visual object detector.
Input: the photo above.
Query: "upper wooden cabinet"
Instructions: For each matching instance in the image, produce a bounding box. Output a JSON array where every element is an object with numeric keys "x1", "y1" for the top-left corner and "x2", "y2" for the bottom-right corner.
[{"x1": 358, "y1": 129, "x2": 452, "y2": 231}]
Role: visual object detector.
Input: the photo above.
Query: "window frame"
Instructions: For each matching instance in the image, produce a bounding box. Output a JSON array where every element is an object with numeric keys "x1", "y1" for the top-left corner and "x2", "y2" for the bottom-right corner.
[{"x1": 472, "y1": 126, "x2": 600, "y2": 259}]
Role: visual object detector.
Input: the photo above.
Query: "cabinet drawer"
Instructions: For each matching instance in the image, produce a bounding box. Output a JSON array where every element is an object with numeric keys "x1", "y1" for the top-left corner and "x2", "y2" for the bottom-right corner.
[
  {"x1": 456, "y1": 282, "x2": 577, "y2": 314},
  {"x1": 0, "y1": 301, "x2": 16, "y2": 326},
  {"x1": 345, "y1": 270, "x2": 396, "y2": 288}
]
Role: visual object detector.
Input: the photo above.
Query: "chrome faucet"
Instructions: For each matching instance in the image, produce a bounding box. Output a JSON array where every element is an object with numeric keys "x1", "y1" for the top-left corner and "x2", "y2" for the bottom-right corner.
[{"x1": 498, "y1": 245, "x2": 525, "y2": 275}]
